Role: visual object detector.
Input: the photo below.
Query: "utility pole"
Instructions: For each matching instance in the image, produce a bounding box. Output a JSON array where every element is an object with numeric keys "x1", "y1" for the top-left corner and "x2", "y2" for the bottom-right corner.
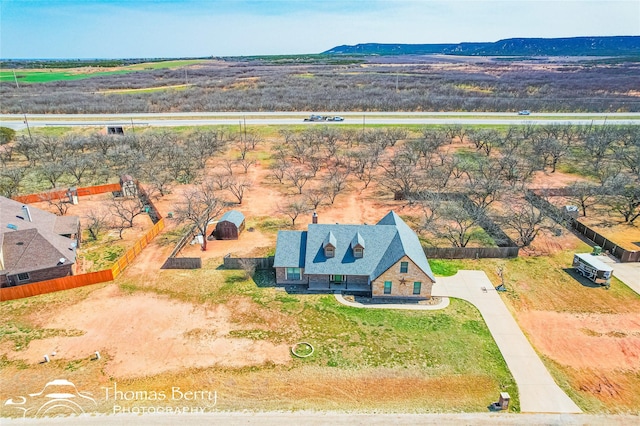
[
  {"x1": 13, "y1": 70, "x2": 20, "y2": 89},
  {"x1": 23, "y1": 112, "x2": 33, "y2": 142}
]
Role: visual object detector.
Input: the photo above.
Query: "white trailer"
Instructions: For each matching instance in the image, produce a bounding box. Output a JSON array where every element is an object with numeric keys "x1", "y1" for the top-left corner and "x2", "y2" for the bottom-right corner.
[{"x1": 572, "y1": 253, "x2": 613, "y2": 285}]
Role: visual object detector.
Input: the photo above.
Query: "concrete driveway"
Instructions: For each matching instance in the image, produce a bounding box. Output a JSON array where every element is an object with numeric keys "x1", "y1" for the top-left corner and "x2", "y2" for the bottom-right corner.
[
  {"x1": 598, "y1": 255, "x2": 640, "y2": 295},
  {"x1": 432, "y1": 271, "x2": 582, "y2": 414}
]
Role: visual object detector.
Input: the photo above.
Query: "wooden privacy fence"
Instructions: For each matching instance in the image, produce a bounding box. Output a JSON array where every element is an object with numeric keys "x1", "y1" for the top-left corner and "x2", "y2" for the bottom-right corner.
[
  {"x1": 111, "y1": 219, "x2": 165, "y2": 277},
  {"x1": 0, "y1": 270, "x2": 114, "y2": 301},
  {"x1": 161, "y1": 258, "x2": 202, "y2": 269},
  {"x1": 12, "y1": 183, "x2": 122, "y2": 204},
  {"x1": 526, "y1": 189, "x2": 639, "y2": 263},
  {"x1": 424, "y1": 246, "x2": 520, "y2": 259},
  {"x1": 223, "y1": 255, "x2": 274, "y2": 270},
  {"x1": 572, "y1": 220, "x2": 640, "y2": 262},
  {"x1": 1, "y1": 218, "x2": 166, "y2": 301}
]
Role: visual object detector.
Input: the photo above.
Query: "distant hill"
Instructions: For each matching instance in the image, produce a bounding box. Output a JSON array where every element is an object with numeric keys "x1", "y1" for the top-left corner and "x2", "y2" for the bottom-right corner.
[{"x1": 323, "y1": 36, "x2": 640, "y2": 56}]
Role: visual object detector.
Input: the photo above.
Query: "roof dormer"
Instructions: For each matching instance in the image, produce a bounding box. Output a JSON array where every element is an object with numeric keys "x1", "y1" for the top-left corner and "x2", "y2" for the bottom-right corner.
[
  {"x1": 351, "y1": 232, "x2": 365, "y2": 258},
  {"x1": 323, "y1": 231, "x2": 336, "y2": 258}
]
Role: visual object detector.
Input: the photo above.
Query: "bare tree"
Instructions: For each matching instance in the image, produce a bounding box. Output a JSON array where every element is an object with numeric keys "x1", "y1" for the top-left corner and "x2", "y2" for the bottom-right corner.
[
  {"x1": 238, "y1": 258, "x2": 257, "y2": 279},
  {"x1": 285, "y1": 166, "x2": 311, "y2": 194},
  {"x1": 173, "y1": 180, "x2": 226, "y2": 250},
  {"x1": 85, "y1": 208, "x2": 109, "y2": 241},
  {"x1": 269, "y1": 158, "x2": 289, "y2": 184},
  {"x1": 39, "y1": 192, "x2": 71, "y2": 216},
  {"x1": 38, "y1": 162, "x2": 66, "y2": 188},
  {"x1": 568, "y1": 181, "x2": 601, "y2": 217},
  {"x1": 608, "y1": 179, "x2": 640, "y2": 223},
  {"x1": 237, "y1": 157, "x2": 257, "y2": 174},
  {"x1": 211, "y1": 172, "x2": 231, "y2": 191},
  {"x1": 279, "y1": 198, "x2": 310, "y2": 226},
  {"x1": 0, "y1": 166, "x2": 27, "y2": 198},
  {"x1": 434, "y1": 202, "x2": 482, "y2": 248},
  {"x1": 226, "y1": 177, "x2": 252, "y2": 204},
  {"x1": 304, "y1": 188, "x2": 327, "y2": 210},
  {"x1": 109, "y1": 196, "x2": 147, "y2": 238},
  {"x1": 500, "y1": 199, "x2": 546, "y2": 248}
]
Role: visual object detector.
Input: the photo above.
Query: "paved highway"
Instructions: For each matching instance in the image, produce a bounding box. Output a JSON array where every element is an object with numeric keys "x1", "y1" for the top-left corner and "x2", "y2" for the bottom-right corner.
[{"x1": 1, "y1": 112, "x2": 639, "y2": 130}]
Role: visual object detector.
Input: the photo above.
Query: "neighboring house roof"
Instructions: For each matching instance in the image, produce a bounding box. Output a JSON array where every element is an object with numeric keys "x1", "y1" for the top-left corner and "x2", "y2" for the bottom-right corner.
[
  {"x1": 0, "y1": 196, "x2": 78, "y2": 276},
  {"x1": 274, "y1": 211, "x2": 435, "y2": 282},
  {"x1": 218, "y1": 210, "x2": 245, "y2": 227},
  {"x1": 273, "y1": 231, "x2": 307, "y2": 268},
  {"x1": 1, "y1": 228, "x2": 75, "y2": 275}
]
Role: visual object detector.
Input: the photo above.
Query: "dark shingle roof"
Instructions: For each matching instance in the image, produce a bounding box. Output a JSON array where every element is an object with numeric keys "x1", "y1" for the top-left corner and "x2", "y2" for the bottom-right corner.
[
  {"x1": 273, "y1": 231, "x2": 307, "y2": 268},
  {"x1": 273, "y1": 211, "x2": 435, "y2": 282},
  {"x1": 0, "y1": 196, "x2": 78, "y2": 275},
  {"x1": 218, "y1": 210, "x2": 245, "y2": 227}
]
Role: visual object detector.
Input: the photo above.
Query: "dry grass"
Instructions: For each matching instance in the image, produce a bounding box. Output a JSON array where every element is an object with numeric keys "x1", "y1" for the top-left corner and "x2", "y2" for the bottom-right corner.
[{"x1": 0, "y1": 263, "x2": 517, "y2": 416}]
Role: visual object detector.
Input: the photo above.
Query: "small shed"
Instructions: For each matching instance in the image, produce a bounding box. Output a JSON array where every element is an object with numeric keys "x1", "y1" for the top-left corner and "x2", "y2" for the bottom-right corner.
[
  {"x1": 120, "y1": 175, "x2": 138, "y2": 197},
  {"x1": 214, "y1": 210, "x2": 245, "y2": 240}
]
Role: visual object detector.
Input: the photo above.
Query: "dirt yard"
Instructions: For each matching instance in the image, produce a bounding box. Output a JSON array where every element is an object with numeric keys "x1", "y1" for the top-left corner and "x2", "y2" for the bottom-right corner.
[{"x1": 0, "y1": 285, "x2": 292, "y2": 378}]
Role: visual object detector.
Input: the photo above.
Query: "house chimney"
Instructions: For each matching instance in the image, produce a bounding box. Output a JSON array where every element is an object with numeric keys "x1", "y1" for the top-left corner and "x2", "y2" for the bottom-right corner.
[
  {"x1": 312, "y1": 211, "x2": 318, "y2": 224},
  {"x1": 21, "y1": 205, "x2": 32, "y2": 222}
]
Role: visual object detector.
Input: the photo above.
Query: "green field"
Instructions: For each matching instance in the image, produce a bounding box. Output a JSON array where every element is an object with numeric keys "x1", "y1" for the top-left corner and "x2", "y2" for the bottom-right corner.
[{"x1": 0, "y1": 60, "x2": 204, "y2": 84}]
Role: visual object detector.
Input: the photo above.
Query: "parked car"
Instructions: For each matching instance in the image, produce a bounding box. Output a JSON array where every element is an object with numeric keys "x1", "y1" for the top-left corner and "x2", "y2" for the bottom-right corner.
[{"x1": 518, "y1": 110, "x2": 531, "y2": 115}]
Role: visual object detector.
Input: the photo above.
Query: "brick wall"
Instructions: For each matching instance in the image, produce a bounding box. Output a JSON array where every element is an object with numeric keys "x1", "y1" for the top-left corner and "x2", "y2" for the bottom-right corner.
[
  {"x1": 371, "y1": 256, "x2": 434, "y2": 299},
  {"x1": 3, "y1": 264, "x2": 73, "y2": 288},
  {"x1": 275, "y1": 267, "x2": 309, "y2": 285}
]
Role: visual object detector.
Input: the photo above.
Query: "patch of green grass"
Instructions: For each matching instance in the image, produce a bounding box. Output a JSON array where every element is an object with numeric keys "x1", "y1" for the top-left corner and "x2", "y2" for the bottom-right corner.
[
  {"x1": 255, "y1": 217, "x2": 290, "y2": 233},
  {"x1": 80, "y1": 239, "x2": 126, "y2": 272},
  {"x1": 0, "y1": 321, "x2": 84, "y2": 351},
  {"x1": 1, "y1": 60, "x2": 203, "y2": 84},
  {"x1": 428, "y1": 259, "x2": 465, "y2": 277}
]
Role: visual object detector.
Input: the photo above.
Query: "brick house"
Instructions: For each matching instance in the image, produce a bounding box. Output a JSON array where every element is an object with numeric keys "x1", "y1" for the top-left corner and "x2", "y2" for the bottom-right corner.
[
  {"x1": 273, "y1": 211, "x2": 436, "y2": 299},
  {"x1": 1, "y1": 196, "x2": 79, "y2": 287}
]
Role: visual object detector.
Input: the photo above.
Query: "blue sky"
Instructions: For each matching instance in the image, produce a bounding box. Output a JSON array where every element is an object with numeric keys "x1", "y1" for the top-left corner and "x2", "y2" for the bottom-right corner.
[{"x1": 1, "y1": 0, "x2": 638, "y2": 58}]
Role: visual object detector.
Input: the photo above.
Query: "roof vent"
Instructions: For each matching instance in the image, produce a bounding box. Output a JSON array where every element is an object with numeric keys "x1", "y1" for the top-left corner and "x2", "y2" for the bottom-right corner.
[{"x1": 57, "y1": 258, "x2": 65, "y2": 265}]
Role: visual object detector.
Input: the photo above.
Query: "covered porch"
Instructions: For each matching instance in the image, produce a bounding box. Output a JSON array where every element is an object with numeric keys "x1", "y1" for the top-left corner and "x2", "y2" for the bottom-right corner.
[{"x1": 308, "y1": 281, "x2": 371, "y2": 294}]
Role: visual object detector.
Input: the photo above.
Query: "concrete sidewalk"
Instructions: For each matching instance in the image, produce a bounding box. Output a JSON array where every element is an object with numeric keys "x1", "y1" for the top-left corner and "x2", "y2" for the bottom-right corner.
[
  {"x1": 432, "y1": 271, "x2": 582, "y2": 414},
  {"x1": 334, "y1": 293, "x2": 451, "y2": 310}
]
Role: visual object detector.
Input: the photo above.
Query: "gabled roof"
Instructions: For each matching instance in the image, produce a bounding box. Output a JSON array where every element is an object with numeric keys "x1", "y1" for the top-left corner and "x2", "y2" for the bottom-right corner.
[
  {"x1": 0, "y1": 196, "x2": 78, "y2": 276},
  {"x1": 323, "y1": 231, "x2": 337, "y2": 248},
  {"x1": 1, "y1": 228, "x2": 76, "y2": 275},
  {"x1": 351, "y1": 232, "x2": 365, "y2": 249},
  {"x1": 274, "y1": 211, "x2": 435, "y2": 283},
  {"x1": 218, "y1": 210, "x2": 245, "y2": 227},
  {"x1": 374, "y1": 211, "x2": 434, "y2": 282},
  {"x1": 273, "y1": 231, "x2": 307, "y2": 268}
]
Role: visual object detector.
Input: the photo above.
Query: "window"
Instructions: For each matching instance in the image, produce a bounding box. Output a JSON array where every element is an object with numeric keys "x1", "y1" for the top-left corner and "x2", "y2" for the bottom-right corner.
[
  {"x1": 325, "y1": 247, "x2": 335, "y2": 258},
  {"x1": 400, "y1": 261, "x2": 408, "y2": 273},
  {"x1": 384, "y1": 281, "x2": 392, "y2": 294},
  {"x1": 413, "y1": 282, "x2": 422, "y2": 295},
  {"x1": 354, "y1": 247, "x2": 363, "y2": 258},
  {"x1": 17, "y1": 272, "x2": 30, "y2": 281},
  {"x1": 286, "y1": 268, "x2": 301, "y2": 281},
  {"x1": 330, "y1": 275, "x2": 345, "y2": 283}
]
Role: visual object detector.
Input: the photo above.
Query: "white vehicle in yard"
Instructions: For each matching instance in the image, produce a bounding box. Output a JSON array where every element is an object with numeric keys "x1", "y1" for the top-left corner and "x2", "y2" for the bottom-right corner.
[{"x1": 573, "y1": 253, "x2": 613, "y2": 286}]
